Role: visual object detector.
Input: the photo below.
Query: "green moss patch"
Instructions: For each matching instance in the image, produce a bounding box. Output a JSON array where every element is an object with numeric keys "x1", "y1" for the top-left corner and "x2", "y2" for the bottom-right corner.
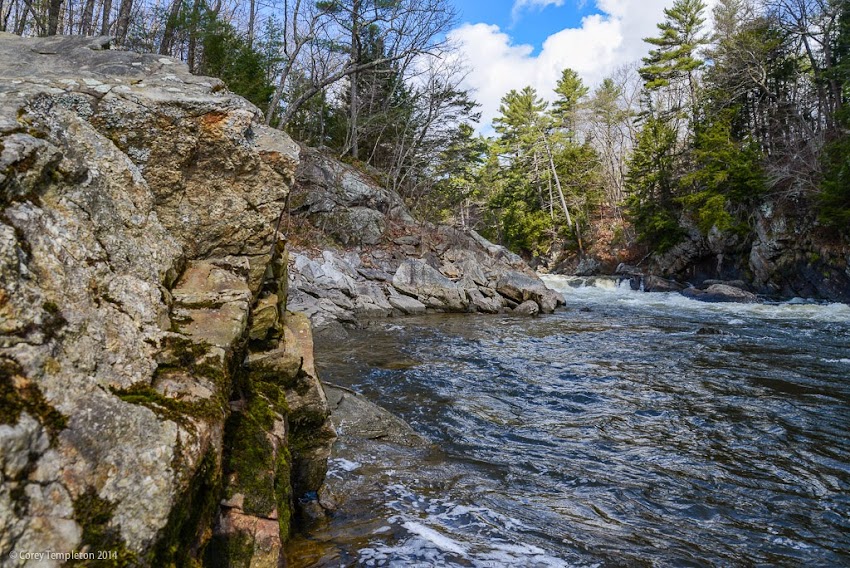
[
  {"x1": 0, "y1": 358, "x2": 67, "y2": 443},
  {"x1": 70, "y1": 489, "x2": 136, "y2": 567},
  {"x1": 151, "y1": 449, "x2": 222, "y2": 567},
  {"x1": 111, "y1": 384, "x2": 226, "y2": 426},
  {"x1": 204, "y1": 532, "x2": 254, "y2": 568},
  {"x1": 222, "y1": 393, "x2": 279, "y2": 516}
]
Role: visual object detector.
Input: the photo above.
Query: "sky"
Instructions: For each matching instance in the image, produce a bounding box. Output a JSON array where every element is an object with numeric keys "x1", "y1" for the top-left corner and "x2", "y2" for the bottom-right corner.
[{"x1": 448, "y1": 0, "x2": 717, "y2": 132}]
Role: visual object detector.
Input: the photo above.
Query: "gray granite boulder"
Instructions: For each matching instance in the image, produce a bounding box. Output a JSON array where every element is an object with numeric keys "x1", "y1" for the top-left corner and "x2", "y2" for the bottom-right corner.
[{"x1": 392, "y1": 259, "x2": 467, "y2": 312}]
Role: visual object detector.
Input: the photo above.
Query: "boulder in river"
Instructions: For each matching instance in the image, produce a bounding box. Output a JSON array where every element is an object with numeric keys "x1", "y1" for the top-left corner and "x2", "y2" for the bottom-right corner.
[
  {"x1": 682, "y1": 284, "x2": 758, "y2": 303},
  {"x1": 642, "y1": 275, "x2": 686, "y2": 293},
  {"x1": 514, "y1": 300, "x2": 541, "y2": 316}
]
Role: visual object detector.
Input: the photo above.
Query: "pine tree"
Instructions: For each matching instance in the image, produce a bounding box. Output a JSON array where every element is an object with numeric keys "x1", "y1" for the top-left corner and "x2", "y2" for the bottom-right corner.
[
  {"x1": 431, "y1": 123, "x2": 487, "y2": 225},
  {"x1": 640, "y1": 0, "x2": 709, "y2": 117},
  {"x1": 679, "y1": 109, "x2": 765, "y2": 234},
  {"x1": 551, "y1": 68, "x2": 589, "y2": 138},
  {"x1": 625, "y1": 115, "x2": 683, "y2": 251},
  {"x1": 818, "y1": 1, "x2": 850, "y2": 231},
  {"x1": 487, "y1": 87, "x2": 555, "y2": 254}
]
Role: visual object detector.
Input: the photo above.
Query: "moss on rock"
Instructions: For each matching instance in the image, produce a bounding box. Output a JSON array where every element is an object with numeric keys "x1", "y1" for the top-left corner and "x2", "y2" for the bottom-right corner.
[
  {"x1": 204, "y1": 532, "x2": 255, "y2": 568},
  {"x1": 111, "y1": 383, "x2": 226, "y2": 425},
  {"x1": 0, "y1": 358, "x2": 67, "y2": 443},
  {"x1": 70, "y1": 489, "x2": 136, "y2": 567},
  {"x1": 151, "y1": 449, "x2": 222, "y2": 567},
  {"x1": 222, "y1": 392, "x2": 281, "y2": 517}
]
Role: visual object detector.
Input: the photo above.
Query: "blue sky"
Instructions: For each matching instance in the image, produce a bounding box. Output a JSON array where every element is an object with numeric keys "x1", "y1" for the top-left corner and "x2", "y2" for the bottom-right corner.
[
  {"x1": 446, "y1": 0, "x2": 718, "y2": 131},
  {"x1": 453, "y1": 0, "x2": 601, "y2": 52}
]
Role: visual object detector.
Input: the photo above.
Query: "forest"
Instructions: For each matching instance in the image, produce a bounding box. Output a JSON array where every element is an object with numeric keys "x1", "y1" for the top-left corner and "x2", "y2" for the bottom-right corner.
[{"x1": 3, "y1": 0, "x2": 848, "y2": 263}]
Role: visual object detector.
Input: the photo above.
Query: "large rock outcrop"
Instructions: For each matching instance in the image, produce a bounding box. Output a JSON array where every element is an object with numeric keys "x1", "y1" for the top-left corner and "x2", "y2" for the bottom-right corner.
[
  {"x1": 0, "y1": 33, "x2": 333, "y2": 567},
  {"x1": 290, "y1": 146, "x2": 412, "y2": 246},
  {"x1": 286, "y1": 149, "x2": 565, "y2": 330}
]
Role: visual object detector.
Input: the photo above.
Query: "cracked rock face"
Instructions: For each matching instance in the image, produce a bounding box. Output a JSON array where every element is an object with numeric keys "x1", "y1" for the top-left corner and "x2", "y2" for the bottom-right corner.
[{"x1": 0, "y1": 33, "x2": 320, "y2": 567}]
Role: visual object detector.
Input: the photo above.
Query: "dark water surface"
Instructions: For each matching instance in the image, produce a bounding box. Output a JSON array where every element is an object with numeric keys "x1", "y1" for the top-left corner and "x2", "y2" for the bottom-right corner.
[{"x1": 295, "y1": 277, "x2": 850, "y2": 567}]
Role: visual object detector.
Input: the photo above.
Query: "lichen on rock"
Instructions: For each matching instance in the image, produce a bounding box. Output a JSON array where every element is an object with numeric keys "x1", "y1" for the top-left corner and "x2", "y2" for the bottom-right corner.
[{"x1": 0, "y1": 33, "x2": 331, "y2": 568}]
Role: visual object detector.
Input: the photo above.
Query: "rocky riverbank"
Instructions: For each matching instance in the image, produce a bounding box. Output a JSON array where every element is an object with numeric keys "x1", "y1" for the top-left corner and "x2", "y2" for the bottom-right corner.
[{"x1": 553, "y1": 202, "x2": 850, "y2": 304}]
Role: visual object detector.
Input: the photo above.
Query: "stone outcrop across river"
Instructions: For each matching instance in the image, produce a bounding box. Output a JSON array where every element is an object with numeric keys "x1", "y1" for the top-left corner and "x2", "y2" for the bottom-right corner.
[
  {"x1": 644, "y1": 204, "x2": 850, "y2": 302},
  {"x1": 286, "y1": 148, "x2": 564, "y2": 332},
  {"x1": 0, "y1": 33, "x2": 333, "y2": 567}
]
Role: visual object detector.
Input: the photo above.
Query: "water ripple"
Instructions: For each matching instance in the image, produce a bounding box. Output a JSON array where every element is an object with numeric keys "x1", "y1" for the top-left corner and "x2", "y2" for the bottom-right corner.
[{"x1": 312, "y1": 280, "x2": 850, "y2": 566}]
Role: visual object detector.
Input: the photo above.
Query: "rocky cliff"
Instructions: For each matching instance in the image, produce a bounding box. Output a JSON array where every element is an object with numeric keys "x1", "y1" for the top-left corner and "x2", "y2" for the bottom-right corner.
[
  {"x1": 0, "y1": 32, "x2": 571, "y2": 567},
  {"x1": 552, "y1": 199, "x2": 850, "y2": 303},
  {"x1": 0, "y1": 33, "x2": 333, "y2": 566},
  {"x1": 646, "y1": 199, "x2": 850, "y2": 302}
]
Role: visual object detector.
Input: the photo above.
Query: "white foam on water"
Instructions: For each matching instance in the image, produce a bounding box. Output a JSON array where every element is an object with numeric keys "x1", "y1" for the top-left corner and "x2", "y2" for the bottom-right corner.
[
  {"x1": 331, "y1": 458, "x2": 361, "y2": 472},
  {"x1": 356, "y1": 483, "x2": 577, "y2": 567},
  {"x1": 540, "y1": 275, "x2": 850, "y2": 323},
  {"x1": 770, "y1": 536, "x2": 813, "y2": 550},
  {"x1": 401, "y1": 521, "x2": 468, "y2": 555}
]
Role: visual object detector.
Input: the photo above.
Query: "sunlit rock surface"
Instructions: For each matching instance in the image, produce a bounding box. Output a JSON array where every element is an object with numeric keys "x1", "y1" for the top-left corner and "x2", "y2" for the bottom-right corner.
[{"x1": 0, "y1": 33, "x2": 331, "y2": 567}]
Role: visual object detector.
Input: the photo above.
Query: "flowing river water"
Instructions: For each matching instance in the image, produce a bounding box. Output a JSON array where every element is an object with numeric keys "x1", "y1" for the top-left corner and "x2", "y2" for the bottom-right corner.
[{"x1": 288, "y1": 276, "x2": 850, "y2": 567}]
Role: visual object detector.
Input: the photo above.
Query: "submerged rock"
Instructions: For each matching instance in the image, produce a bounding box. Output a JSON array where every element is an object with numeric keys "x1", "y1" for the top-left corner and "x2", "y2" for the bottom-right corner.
[
  {"x1": 513, "y1": 300, "x2": 541, "y2": 316},
  {"x1": 323, "y1": 383, "x2": 427, "y2": 448}
]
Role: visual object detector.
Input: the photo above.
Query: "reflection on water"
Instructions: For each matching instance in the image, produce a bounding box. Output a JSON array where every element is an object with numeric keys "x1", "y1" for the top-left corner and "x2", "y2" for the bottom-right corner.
[{"x1": 291, "y1": 276, "x2": 850, "y2": 567}]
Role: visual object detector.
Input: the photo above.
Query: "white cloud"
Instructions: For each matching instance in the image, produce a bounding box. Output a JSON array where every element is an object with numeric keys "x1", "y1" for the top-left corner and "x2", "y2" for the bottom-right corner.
[
  {"x1": 450, "y1": 0, "x2": 717, "y2": 132},
  {"x1": 511, "y1": 0, "x2": 567, "y2": 22}
]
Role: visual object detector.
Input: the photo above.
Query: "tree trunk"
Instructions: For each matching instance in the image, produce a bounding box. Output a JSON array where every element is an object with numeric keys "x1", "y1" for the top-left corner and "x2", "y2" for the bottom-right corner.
[
  {"x1": 349, "y1": 0, "x2": 361, "y2": 160},
  {"x1": 186, "y1": 0, "x2": 202, "y2": 73},
  {"x1": 46, "y1": 0, "x2": 61, "y2": 35},
  {"x1": 541, "y1": 130, "x2": 583, "y2": 254},
  {"x1": 114, "y1": 0, "x2": 132, "y2": 45},
  {"x1": 0, "y1": 0, "x2": 10, "y2": 32},
  {"x1": 100, "y1": 0, "x2": 111, "y2": 35},
  {"x1": 158, "y1": 0, "x2": 181, "y2": 54},
  {"x1": 247, "y1": 0, "x2": 256, "y2": 49},
  {"x1": 14, "y1": 0, "x2": 30, "y2": 34},
  {"x1": 80, "y1": 0, "x2": 95, "y2": 34}
]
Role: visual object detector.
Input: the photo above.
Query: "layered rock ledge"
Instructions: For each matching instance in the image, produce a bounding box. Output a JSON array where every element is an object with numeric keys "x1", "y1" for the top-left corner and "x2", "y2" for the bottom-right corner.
[
  {"x1": 285, "y1": 148, "x2": 565, "y2": 333},
  {"x1": 0, "y1": 33, "x2": 332, "y2": 567}
]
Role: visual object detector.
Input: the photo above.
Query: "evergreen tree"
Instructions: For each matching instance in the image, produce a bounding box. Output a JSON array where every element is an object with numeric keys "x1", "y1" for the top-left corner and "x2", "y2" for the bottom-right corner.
[
  {"x1": 487, "y1": 87, "x2": 553, "y2": 255},
  {"x1": 551, "y1": 68, "x2": 589, "y2": 138},
  {"x1": 640, "y1": 0, "x2": 709, "y2": 117},
  {"x1": 198, "y1": 14, "x2": 279, "y2": 109},
  {"x1": 430, "y1": 123, "x2": 487, "y2": 224},
  {"x1": 679, "y1": 109, "x2": 765, "y2": 234},
  {"x1": 625, "y1": 115, "x2": 683, "y2": 251},
  {"x1": 818, "y1": 1, "x2": 850, "y2": 231}
]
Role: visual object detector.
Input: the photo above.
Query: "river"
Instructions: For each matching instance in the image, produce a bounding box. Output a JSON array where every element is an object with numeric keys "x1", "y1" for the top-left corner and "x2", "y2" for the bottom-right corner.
[{"x1": 288, "y1": 276, "x2": 850, "y2": 567}]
